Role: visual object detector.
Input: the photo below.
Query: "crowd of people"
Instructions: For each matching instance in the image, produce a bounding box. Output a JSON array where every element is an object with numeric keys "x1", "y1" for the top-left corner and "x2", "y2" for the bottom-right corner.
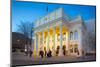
[
  {"x1": 39, "y1": 49, "x2": 52, "y2": 58},
  {"x1": 39, "y1": 46, "x2": 67, "y2": 58},
  {"x1": 24, "y1": 45, "x2": 68, "y2": 58},
  {"x1": 24, "y1": 45, "x2": 81, "y2": 58}
]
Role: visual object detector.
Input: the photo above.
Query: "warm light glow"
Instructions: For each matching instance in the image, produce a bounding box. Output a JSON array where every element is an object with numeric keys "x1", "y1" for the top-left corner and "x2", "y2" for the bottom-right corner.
[
  {"x1": 17, "y1": 39, "x2": 20, "y2": 42},
  {"x1": 35, "y1": 26, "x2": 69, "y2": 55}
]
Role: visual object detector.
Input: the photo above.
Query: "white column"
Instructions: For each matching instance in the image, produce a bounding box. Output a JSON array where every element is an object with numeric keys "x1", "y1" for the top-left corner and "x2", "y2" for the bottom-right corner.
[
  {"x1": 66, "y1": 32, "x2": 68, "y2": 50},
  {"x1": 47, "y1": 29, "x2": 50, "y2": 51},
  {"x1": 52, "y1": 27, "x2": 56, "y2": 56},
  {"x1": 59, "y1": 24, "x2": 63, "y2": 56},
  {"x1": 38, "y1": 33, "x2": 41, "y2": 52},
  {"x1": 33, "y1": 33, "x2": 38, "y2": 56},
  {"x1": 68, "y1": 31, "x2": 71, "y2": 55},
  {"x1": 54, "y1": 27, "x2": 56, "y2": 50},
  {"x1": 36, "y1": 33, "x2": 39, "y2": 55},
  {"x1": 42, "y1": 32, "x2": 44, "y2": 50}
]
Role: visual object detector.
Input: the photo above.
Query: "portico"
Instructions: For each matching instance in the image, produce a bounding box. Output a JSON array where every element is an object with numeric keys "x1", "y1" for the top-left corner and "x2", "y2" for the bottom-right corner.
[{"x1": 34, "y1": 23, "x2": 69, "y2": 56}]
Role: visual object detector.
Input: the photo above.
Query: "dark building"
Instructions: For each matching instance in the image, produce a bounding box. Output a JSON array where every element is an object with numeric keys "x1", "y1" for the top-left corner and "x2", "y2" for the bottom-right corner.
[{"x1": 12, "y1": 32, "x2": 31, "y2": 51}]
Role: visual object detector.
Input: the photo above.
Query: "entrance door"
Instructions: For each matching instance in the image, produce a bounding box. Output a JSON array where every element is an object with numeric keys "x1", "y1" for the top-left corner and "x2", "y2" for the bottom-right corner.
[
  {"x1": 69, "y1": 44, "x2": 73, "y2": 54},
  {"x1": 73, "y1": 44, "x2": 79, "y2": 55},
  {"x1": 69, "y1": 44, "x2": 79, "y2": 55}
]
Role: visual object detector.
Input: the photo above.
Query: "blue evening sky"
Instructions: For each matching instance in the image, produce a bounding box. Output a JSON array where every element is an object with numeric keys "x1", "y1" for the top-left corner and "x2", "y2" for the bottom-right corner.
[{"x1": 12, "y1": 0, "x2": 96, "y2": 32}]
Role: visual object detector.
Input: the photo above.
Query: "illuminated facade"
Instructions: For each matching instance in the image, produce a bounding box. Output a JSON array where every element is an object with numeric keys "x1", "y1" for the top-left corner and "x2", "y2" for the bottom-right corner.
[{"x1": 33, "y1": 8, "x2": 88, "y2": 57}]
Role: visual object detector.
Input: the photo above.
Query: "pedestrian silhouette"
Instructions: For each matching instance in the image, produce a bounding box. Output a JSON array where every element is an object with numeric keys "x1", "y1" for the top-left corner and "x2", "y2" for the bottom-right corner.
[
  {"x1": 44, "y1": 47, "x2": 47, "y2": 57},
  {"x1": 47, "y1": 49, "x2": 52, "y2": 58},
  {"x1": 29, "y1": 50, "x2": 33, "y2": 58},
  {"x1": 39, "y1": 50, "x2": 44, "y2": 58}
]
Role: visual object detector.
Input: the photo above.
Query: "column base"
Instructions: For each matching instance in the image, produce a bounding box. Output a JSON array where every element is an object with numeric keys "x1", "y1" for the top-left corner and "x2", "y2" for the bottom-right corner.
[
  {"x1": 58, "y1": 49, "x2": 63, "y2": 56},
  {"x1": 33, "y1": 49, "x2": 39, "y2": 56},
  {"x1": 52, "y1": 50, "x2": 56, "y2": 56}
]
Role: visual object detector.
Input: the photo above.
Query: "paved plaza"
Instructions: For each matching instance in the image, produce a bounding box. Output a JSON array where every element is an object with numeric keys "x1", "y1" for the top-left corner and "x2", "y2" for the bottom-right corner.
[{"x1": 12, "y1": 52, "x2": 96, "y2": 66}]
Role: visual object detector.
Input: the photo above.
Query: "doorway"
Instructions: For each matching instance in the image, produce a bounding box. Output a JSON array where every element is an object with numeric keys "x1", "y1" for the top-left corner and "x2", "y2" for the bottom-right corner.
[{"x1": 69, "y1": 44, "x2": 79, "y2": 55}]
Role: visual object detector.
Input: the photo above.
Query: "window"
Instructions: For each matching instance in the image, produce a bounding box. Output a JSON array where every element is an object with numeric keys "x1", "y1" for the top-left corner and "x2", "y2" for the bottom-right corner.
[
  {"x1": 74, "y1": 31, "x2": 78, "y2": 40},
  {"x1": 69, "y1": 44, "x2": 73, "y2": 53},
  {"x1": 63, "y1": 33, "x2": 66, "y2": 41},
  {"x1": 70, "y1": 32, "x2": 73, "y2": 40},
  {"x1": 74, "y1": 44, "x2": 78, "y2": 53}
]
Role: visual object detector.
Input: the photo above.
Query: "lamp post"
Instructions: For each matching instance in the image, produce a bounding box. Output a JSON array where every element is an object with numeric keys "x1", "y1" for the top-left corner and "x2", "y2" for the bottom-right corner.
[{"x1": 17, "y1": 39, "x2": 20, "y2": 52}]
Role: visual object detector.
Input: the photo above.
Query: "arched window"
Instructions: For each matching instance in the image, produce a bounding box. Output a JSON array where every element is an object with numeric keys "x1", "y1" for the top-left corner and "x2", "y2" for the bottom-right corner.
[
  {"x1": 63, "y1": 33, "x2": 66, "y2": 41},
  {"x1": 74, "y1": 31, "x2": 78, "y2": 40},
  {"x1": 70, "y1": 32, "x2": 73, "y2": 40}
]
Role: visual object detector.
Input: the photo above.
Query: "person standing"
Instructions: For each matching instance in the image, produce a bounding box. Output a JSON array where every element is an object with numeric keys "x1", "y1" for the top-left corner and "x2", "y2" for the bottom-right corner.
[
  {"x1": 29, "y1": 49, "x2": 33, "y2": 58},
  {"x1": 39, "y1": 50, "x2": 44, "y2": 58},
  {"x1": 44, "y1": 47, "x2": 47, "y2": 58}
]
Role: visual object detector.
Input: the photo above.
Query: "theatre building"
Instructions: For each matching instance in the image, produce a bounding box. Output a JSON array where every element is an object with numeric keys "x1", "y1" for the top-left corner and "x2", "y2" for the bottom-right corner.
[{"x1": 33, "y1": 8, "x2": 89, "y2": 57}]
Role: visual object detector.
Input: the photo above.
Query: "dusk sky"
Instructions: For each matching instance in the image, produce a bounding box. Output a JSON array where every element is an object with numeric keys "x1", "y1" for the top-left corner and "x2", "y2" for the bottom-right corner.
[{"x1": 12, "y1": 0, "x2": 96, "y2": 32}]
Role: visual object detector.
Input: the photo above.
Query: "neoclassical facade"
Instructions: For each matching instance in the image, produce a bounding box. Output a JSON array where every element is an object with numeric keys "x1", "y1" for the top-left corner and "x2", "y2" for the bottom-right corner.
[{"x1": 33, "y1": 8, "x2": 88, "y2": 57}]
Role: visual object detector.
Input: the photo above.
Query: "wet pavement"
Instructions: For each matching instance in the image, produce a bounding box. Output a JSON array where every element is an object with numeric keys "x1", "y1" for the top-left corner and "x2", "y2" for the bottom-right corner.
[{"x1": 12, "y1": 52, "x2": 96, "y2": 66}]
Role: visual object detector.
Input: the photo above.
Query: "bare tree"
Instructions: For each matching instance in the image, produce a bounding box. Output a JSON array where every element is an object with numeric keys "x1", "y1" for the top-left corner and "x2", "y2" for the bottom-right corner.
[{"x1": 17, "y1": 21, "x2": 34, "y2": 51}]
